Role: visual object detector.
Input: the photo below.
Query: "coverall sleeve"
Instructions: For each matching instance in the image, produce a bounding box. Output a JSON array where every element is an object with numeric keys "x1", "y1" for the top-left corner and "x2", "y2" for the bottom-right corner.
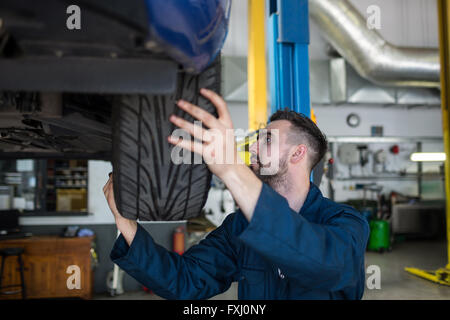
[
  {"x1": 110, "y1": 215, "x2": 239, "y2": 300},
  {"x1": 238, "y1": 183, "x2": 370, "y2": 291}
]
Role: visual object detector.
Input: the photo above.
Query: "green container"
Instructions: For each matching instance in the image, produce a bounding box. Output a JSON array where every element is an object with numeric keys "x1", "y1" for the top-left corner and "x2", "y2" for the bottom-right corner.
[{"x1": 368, "y1": 219, "x2": 390, "y2": 251}]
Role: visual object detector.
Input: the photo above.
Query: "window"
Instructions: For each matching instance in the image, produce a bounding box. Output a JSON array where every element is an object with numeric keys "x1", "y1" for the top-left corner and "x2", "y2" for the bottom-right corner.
[{"x1": 0, "y1": 159, "x2": 89, "y2": 216}]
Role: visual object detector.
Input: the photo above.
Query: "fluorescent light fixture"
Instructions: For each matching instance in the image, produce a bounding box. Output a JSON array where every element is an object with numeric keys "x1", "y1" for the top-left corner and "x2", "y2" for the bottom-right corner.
[{"x1": 410, "y1": 152, "x2": 446, "y2": 162}]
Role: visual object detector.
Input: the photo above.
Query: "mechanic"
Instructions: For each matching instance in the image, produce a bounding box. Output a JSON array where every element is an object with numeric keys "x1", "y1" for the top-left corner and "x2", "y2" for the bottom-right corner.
[{"x1": 103, "y1": 88, "x2": 370, "y2": 299}]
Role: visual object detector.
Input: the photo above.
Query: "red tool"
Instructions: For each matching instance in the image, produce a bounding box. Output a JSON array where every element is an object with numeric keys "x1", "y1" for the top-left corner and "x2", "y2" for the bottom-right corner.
[{"x1": 390, "y1": 145, "x2": 399, "y2": 154}]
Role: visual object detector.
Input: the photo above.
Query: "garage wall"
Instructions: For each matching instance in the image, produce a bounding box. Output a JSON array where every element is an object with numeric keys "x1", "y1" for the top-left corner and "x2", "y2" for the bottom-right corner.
[
  {"x1": 227, "y1": 102, "x2": 250, "y2": 130},
  {"x1": 227, "y1": 103, "x2": 443, "y2": 138},
  {"x1": 314, "y1": 105, "x2": 442, "y2": 137}
]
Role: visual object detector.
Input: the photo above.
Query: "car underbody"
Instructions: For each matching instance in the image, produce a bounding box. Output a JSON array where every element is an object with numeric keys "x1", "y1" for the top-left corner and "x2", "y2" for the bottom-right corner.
[
  {"x1": 0, "y1": 92, "x2": 113, "y2": 159},
  {"x1": 0, "y1": 0, "x2": 177, "y2": 159}
]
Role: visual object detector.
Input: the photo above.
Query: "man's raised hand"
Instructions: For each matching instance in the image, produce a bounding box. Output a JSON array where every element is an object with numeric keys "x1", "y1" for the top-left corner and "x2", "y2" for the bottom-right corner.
[{"x1": 168, "y1": 88, "x2": 243, "y2": 180}]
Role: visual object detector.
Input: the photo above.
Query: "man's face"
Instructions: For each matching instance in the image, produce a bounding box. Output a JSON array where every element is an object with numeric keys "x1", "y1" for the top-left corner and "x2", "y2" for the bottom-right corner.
[{"x1": 248, "y1": 120, "x2": 293, "y2": 186}]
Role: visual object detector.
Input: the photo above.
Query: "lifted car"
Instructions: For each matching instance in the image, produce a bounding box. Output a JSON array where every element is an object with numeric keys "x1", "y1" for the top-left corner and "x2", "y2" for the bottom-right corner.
[{"x1": 0, "y1": 0, "x2": 231, "y2": 221}]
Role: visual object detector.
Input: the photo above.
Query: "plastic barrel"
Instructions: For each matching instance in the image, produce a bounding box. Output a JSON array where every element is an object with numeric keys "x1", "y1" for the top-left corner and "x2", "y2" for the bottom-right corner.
[{"x1": 368, "y1": 219, "x2": 390, "y2": 251}]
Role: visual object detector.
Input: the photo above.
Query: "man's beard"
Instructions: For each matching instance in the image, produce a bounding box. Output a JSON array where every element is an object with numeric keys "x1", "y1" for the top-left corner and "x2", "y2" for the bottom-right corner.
[{"x1": 252, "y1": 152, "x2": 290, "y2": 193}]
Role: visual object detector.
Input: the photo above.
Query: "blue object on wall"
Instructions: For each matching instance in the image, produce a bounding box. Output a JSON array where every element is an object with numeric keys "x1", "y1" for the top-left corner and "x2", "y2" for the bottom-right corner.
[{"x1": 144, "y1": 0, "x2": 232, "y2": 74}]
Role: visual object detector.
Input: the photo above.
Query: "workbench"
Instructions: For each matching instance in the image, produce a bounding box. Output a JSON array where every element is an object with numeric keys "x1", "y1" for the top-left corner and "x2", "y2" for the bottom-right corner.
[{"x1": 0, "y1": 235, "x2": 94, "y2": 299}]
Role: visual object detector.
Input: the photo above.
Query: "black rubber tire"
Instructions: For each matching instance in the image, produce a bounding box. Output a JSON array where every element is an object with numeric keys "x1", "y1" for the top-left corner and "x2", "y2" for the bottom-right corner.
[{"x1": 112, "y1": 57, "x2": 221, "y2": 221}]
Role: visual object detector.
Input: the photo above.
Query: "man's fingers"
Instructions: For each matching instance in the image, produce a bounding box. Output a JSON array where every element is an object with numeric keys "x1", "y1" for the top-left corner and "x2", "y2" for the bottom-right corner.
[
  {"x1": 103, "y1": 177, "x2": 111, "y2": 193},
  {"x1": 168, "y1": 135, "x2": 204, "y2": 155},
  {"x1": 103, "y1": 175, "x2": 113, "y2": 194},
  {"x1": 177, "y1": 100, "x2": 221, "y2": 129},
  {"x1": 200, "y1": 88, "x2": 232, "y2": 126},
  {"x1": 169, "y1": 115, "x2": 212, "y2": 142},
  {"x1": 102, "y1": 173, "x2": 121, "y2": 218}
]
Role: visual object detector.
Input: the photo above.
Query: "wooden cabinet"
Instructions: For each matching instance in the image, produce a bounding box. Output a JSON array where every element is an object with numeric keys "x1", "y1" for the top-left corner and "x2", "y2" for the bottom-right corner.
[{"x1": 0, "y1": 236, "x2": 94, "y2": 299}]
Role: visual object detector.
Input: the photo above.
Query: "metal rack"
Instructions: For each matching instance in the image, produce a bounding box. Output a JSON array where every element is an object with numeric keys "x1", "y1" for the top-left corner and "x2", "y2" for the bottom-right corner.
[
  {"x1": 328, "y1": 136, "x2": 444, "y2": 199},
  {"x1": 26, "y1": 159, "x2": 90, "y2": 216}
]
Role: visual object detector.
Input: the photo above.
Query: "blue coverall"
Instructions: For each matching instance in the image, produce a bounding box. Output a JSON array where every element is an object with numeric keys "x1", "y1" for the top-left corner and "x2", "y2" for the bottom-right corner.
[{"x1": 110, "y1": 183, "x2": 370, "y2": 299}]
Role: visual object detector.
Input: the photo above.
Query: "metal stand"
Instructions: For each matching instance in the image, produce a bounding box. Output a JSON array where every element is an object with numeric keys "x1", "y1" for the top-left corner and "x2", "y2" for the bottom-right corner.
[{"x1": 107, "y1": 229, "x2": 125, "y2": 295}]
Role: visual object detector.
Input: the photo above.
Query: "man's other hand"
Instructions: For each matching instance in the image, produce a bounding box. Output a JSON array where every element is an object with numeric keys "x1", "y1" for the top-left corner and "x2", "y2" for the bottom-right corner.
[
  {"x1": 103, "y1": 172, "x2": 137, "y2": 246},
  {"x1": 103, "y1": 172, "x2": 122, "y2": 221}
]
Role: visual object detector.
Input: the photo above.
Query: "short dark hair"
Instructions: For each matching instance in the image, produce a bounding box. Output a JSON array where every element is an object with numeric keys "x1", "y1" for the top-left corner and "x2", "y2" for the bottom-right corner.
[{"x1": 269, "y1": 108, "x2": 328, "y2": 170}]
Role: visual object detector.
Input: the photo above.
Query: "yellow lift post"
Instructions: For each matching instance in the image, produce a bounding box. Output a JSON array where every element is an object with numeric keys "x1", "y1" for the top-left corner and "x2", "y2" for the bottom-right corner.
[
  {"x1": 236, "y1": 0, "x2": 268, "y2": 166},
  {"x1": 240, "y1": 0, "x2": 318, "y2": 165},
  {"x1": 247, "y1": 0, "x2": 268, "y2": 132},
  {"x1": 404, "y1": 0, "x2": 450, "y2": 286}
]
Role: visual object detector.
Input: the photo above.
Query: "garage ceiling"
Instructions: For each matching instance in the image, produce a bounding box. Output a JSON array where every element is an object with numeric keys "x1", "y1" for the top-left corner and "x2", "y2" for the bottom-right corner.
[{"x1": 222, "y1": 0, "x2": 439, "y2": 58}]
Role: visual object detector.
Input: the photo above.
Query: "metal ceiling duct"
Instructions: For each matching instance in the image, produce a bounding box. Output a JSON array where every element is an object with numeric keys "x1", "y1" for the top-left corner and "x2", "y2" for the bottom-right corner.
[{"x1": 309, "y1": 0, "x2": 440, "y2": 88}]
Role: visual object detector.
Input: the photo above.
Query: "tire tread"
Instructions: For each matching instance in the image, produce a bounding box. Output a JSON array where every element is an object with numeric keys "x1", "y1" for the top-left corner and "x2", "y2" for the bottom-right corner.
[{"x1": 112, "y1": 57, "x2": 221, "y2": 221}]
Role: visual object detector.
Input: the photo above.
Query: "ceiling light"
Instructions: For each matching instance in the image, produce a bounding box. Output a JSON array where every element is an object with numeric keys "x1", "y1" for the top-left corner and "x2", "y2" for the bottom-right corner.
[{"x1": 410, "y1": 152, "x2": 446, "y2": 162}]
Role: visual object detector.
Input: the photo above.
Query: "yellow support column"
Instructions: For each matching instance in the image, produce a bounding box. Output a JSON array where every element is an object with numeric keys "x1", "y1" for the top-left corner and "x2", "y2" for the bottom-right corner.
[
  {"x1": 404, "y1": 0, "x2": 450, "y2": 286},
  {"x1": 248, "y1": 0, "x2": 268, "y2": 131},
  {"x1": 437, "y1": 0, "x2": 450, "y2": 272}
]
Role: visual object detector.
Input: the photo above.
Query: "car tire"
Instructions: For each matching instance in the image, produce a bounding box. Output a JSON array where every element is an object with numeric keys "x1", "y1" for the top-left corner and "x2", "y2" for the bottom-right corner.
[{"x1": 112, "y1": 57, "x2": 221, "y2": 221}]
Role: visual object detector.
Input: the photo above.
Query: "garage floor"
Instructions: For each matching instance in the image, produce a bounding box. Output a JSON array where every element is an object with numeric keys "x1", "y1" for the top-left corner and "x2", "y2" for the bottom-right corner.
[
  {"x1": 363, "y1": 239, "x2": 450, "y2": 300},
  {"x1": 94, "y1": 240, "x2": 450, "y2": 300}
]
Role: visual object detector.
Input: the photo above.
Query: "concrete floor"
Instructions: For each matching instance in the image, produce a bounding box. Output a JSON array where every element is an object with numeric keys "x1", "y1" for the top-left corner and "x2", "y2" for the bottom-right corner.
[
  {"x1": 363, "y1": 239, "x2": 450, "y2": 300},
  {"x1": 94, "y1": 240, "x2": 450, "y2": 300}
]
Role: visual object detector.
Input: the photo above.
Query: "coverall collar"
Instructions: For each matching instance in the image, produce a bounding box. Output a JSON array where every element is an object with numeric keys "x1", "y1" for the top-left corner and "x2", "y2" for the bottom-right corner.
[{"x1": 298, "y1": 182, "x2": 321, "y2": 217}]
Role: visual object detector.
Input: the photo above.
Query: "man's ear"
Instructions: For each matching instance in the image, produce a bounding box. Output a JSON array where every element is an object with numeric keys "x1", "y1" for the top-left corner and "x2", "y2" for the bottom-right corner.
[{"x1": 290, "y1": 145, "x2": 307, "y2": 164}]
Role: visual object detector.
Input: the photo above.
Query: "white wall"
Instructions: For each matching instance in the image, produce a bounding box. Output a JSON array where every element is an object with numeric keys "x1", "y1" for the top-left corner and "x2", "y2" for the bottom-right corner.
[
  {"x1": 222, "y1": 0, "x2": 248, "y2": 57},
  {"x1": 314, "y1": 105, "x2": 443, "y2": 137},
  {"x1": 227, "y1": 102, "x2": 249, "y2": 130}
]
